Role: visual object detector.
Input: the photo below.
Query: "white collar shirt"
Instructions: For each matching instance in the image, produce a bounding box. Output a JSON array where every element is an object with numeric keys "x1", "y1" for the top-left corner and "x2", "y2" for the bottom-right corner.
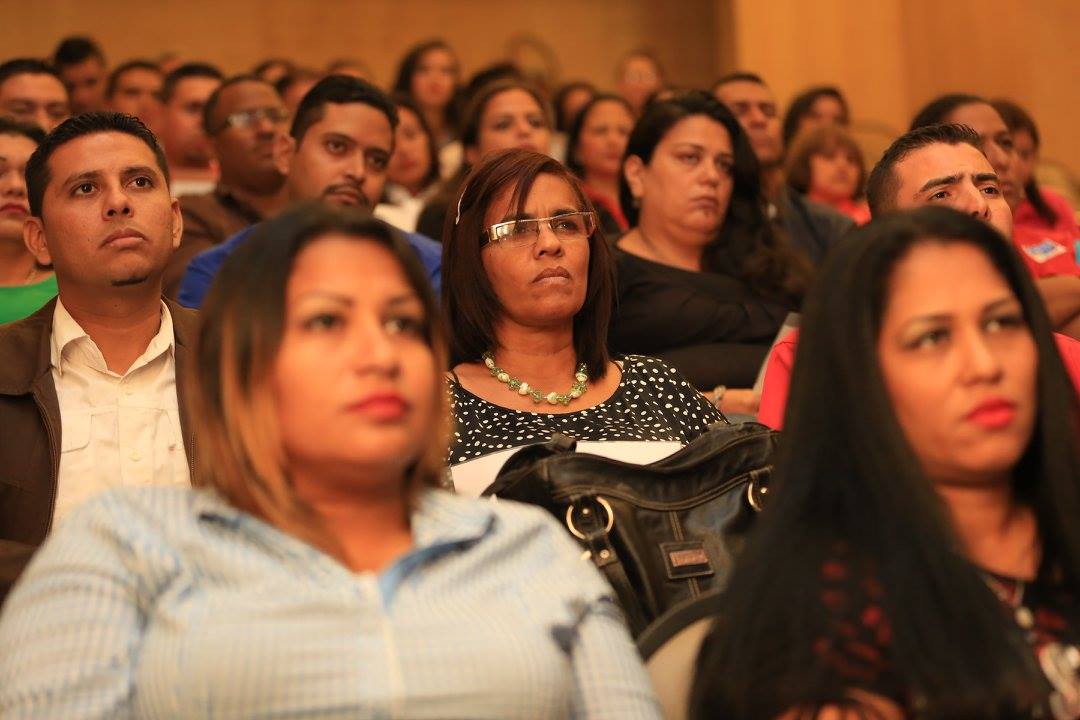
[{"x1": 49, "y1": 299, "x2": 191, "y2": 525}]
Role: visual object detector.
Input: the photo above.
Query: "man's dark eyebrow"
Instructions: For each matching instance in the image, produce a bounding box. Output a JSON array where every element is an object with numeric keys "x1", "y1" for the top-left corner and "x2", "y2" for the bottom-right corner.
[
  {"x1": 61, "y1": 165, "x2": 162, "y2": 188},
  {"x1": 121, "y1": 164, "x2": 161, "y2": 177},
  {"x1": 321, "y1": 131, "x2": 355, "y2": 145},
  {"x1": 972, "y1": 172, "x2": 999, "y2": 184},
  {"x1": 61, "y1": 169, "x2": 102, "y2": 188},
  {"x1": 917, "y1": 174, "x2": 962, "y2": 194}
]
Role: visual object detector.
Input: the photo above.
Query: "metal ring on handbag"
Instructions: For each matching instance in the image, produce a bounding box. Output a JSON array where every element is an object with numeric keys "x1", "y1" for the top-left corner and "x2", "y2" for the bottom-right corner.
[
  {"x1": 565, "y1": 496, "x2": 614, "y2": 540},
  {"x1": 747, "y1": 479, "x2": 768, "y2": 512}
]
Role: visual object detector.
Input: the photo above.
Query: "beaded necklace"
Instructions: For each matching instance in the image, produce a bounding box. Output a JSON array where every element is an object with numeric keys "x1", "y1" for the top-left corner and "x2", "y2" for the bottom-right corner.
[{"x1": 482, "y1": 351, "x2": 588, "y2": 406}]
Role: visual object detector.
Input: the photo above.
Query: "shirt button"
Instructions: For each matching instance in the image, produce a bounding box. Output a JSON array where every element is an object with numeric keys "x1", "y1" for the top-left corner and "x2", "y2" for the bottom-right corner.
[
  {"x1": 129, "y1": 450, "x2": 141, "y2": 462},
  {"x1": 124, "y1": 388, "x2": 135, "y2": 397}
]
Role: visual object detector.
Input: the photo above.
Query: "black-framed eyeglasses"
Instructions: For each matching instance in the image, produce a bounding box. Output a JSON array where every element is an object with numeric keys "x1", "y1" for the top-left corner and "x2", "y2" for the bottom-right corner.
[
  {"x1": 482, "y1": 211, "x2": 597, "y2": 249},
  {"x1": 212, "y1": 106, "x2": 290, "y2": 134}
]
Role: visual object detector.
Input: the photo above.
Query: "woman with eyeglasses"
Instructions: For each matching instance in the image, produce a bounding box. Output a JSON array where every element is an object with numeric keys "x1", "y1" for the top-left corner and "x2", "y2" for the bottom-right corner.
[
  {"x1": 0, "y1": 204, "x2": 661, "y2": 719},
  {"x1": 443, "y1": 148, "x2": 723, "y2": 468},
  {"x1": 610, "y1": 91, "x2": 811, "y2": 414}
]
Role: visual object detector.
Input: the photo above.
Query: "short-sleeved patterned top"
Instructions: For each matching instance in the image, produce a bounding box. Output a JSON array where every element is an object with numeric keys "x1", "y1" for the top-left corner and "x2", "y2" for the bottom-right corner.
[{"x1": 448, "y1": 354, "x2": 724, "y2": 464}]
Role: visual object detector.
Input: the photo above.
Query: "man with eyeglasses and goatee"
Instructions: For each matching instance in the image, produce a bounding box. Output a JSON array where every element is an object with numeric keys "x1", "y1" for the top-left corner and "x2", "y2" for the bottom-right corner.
[{"x1": 164, "y1": 76, "x2": 291, "y2": 297}]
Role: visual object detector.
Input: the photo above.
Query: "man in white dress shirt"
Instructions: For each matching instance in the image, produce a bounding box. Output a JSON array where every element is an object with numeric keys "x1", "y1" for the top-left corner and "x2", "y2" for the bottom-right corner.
[{"x1": 0, "y1": 112, "x2": 198, "y2": 600}]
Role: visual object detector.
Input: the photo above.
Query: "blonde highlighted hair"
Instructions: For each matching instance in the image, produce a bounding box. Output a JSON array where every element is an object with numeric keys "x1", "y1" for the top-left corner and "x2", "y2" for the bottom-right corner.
[{"x1": 186, "y1": 203, "x2": 449, "y2": 557}]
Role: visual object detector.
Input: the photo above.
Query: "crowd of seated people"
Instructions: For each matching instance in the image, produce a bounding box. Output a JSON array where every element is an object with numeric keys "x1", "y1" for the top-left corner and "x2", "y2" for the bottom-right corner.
[{"x1": 0, "y1": 31, "x2": 1078, "y2": 719}]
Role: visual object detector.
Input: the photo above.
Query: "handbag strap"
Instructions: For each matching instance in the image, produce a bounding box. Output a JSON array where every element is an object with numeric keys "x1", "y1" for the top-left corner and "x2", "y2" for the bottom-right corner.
[
  {"x1": 570, "y1": 495, "x2": 653, "y2": 635},
  {"x1": 583, "y1": 526, "x2": 650, "y2": 635}
]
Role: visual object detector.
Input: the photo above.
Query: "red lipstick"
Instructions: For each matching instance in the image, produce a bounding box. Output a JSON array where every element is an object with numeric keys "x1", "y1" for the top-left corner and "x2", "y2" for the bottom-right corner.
[
  {"x1": 345, "y1": 393, "x2": 408, "y2": 421},
  {"x1": 965, "y1": 398, "x2": 1017, "y2": 430}
]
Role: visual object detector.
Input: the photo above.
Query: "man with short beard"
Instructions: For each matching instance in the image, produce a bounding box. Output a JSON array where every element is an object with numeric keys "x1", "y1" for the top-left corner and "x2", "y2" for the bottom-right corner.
[
  {"x1": 0, "y1": 113, "x2": 198, "y2": 599},
  {"x1": 178, "y1": 75, "x2": 441, "y2": 309}
]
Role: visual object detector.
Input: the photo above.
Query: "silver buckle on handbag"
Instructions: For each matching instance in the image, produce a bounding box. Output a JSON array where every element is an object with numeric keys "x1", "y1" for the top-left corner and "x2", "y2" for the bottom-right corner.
[{"x1": 565, "y1": 496, "x2": 614, "y2": 539}]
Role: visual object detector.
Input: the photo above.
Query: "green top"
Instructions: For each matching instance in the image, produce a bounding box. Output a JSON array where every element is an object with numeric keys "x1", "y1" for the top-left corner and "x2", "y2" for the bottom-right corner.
[{"x1": 0, "y1": 275, "x2": 58, "y2": 325}]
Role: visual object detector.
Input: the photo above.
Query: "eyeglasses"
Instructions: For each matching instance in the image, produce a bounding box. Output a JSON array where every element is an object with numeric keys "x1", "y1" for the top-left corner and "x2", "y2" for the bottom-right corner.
[
  {"x1": 483, "y1": 211, "x2": 597, "y2": 249},
  {"x1": 213, "y1": 106, "x2": 290, "y2": 134}
]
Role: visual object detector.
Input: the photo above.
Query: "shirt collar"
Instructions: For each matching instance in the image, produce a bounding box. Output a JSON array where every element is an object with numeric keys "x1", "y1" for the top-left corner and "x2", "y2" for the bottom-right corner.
[{"x1": 50, "y1": 298, "x2": 175, "y2": 377}]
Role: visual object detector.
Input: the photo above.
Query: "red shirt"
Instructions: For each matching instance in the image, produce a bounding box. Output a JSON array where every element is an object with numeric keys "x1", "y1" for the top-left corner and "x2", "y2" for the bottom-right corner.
[
  {"x1": 757, "y1": 329, "x2": 1080, "y2": 430},
  {"x1": 1012, "y1": 189, "x2": 1080, "y2": 279},
  {"x1": 808, "y1": 191, "x2": 872, "y2": 226}
]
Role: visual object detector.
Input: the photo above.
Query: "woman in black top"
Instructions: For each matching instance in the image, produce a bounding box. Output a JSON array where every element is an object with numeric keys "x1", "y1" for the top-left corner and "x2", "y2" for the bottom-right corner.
[
  {"x1": 692, "y1": 208, "x2": 1080, "y2": 719},
  {"x1": 442, "y1": 148, "x2": 722, "y2": 465},
  {"x1": 612, "y1": 91, "x2": 810, "y2": 401}
]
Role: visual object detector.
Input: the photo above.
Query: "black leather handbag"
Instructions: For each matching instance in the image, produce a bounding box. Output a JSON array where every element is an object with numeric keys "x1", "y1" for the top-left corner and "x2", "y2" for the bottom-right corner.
[{"x1": 483, "y1": 421, "x2": 778, "y2": 637}]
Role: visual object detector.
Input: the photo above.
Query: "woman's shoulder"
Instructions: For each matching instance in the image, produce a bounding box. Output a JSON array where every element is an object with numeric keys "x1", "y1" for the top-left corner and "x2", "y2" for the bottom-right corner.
[
  {"x1": 68, "y1": 485, "x2": 204, "y2": 521},
  {"x1": 51, "y1": 486, "x2": 221, "y2": 551},
  {"x1": 619, "y1": 354, "x2": 699, "y2": 388},
  {"x1": 431, "y1": 491, "x2": 599, "y2": 567},
  {"x1": 469, "y1": 495, "x2": 613, "y2": 592}
]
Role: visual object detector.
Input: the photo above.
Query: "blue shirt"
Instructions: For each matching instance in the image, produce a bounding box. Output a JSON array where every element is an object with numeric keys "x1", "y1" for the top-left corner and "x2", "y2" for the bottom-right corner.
[
  {"x1": 0, "y1": 487, "x2": 659, "y2": 719},
  {"x1": 178, "y1": 223, "x2": 443, "y2": 309}
]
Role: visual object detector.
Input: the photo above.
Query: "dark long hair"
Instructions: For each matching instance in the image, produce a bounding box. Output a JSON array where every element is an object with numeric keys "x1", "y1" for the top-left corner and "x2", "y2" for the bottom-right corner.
[
  {"x1": 391, "y1": 39, "x2": 460, "y2": 135},
  {"x1": 691, "y1": 207, "x2": 1080, "y2": 719},
  {"x1": 992, "y1": 99, "x2": 1058, "y2": 226},
  {"x1": 565, "y1": 93, "x2": 633, "y2": 178},
  {"x1": 389, "y1": 92, "x2": 441, "y2": 192},
  {"x1": 619, "y1": 90, "x2": 810, "y2": 306},
  {"x1": 425, "y1": 79, "x2": 553, "y2": 229},
  {"x1": 781, "y1": 85, "x2": 850, "y2": 147},
  {"x1": 443, "y1": 148, "x2": 614, "y2": 382}
]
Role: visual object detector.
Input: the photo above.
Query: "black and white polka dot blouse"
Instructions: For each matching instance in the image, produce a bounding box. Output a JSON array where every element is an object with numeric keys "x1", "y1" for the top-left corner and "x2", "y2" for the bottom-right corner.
[{"x1": 447, "y1": 354, "x2": 725, "y2": 464}]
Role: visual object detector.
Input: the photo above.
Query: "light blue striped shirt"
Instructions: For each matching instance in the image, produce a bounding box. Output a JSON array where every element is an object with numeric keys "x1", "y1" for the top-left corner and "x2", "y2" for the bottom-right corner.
[{"x1": 0, "y1": 486, "x2": 659, "y2": 719}]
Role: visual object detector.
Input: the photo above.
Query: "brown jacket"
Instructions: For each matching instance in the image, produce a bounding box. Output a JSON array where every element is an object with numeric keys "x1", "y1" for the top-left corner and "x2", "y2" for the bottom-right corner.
[
  {"x1": 0, "y1": 297, "x2": 199, "y2": 598},
  {"x1": 164, "y1": 186, "x2": 264, "y2": 299}
]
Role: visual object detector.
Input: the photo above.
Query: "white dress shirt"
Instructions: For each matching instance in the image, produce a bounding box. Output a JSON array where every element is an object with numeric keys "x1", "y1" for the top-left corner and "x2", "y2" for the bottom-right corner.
[{"x1": 50, "y1": 300, "x2": 191, "y2": 524}]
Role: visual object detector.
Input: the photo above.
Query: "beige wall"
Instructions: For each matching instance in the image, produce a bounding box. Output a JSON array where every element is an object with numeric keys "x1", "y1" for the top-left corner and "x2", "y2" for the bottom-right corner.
[
  {"x1": 4, "y1": 0, "x2": 1076, "y2": 174},
  {"x1": 4, "y1": 0, "x2": 718, "y2": 91},
  {"x1": 727, "y1": 0, "x2": 1080, "y2": 175}
]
